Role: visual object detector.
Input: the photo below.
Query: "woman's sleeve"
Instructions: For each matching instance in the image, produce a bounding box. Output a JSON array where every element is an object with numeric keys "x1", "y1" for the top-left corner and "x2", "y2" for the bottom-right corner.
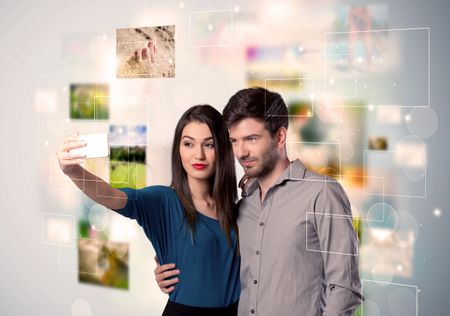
[
  {"x1": 113, "y1": 186, "x2": 179, "y2": 264},
  {"x1": 113, "y1": 186, "x2": 169, "y2": 232}
]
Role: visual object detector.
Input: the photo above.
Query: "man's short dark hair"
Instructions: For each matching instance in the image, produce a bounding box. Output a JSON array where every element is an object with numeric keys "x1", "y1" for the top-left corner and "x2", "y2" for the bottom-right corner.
[{"x1": 223, "y1": 87, "x2": 288, "y2": 137}]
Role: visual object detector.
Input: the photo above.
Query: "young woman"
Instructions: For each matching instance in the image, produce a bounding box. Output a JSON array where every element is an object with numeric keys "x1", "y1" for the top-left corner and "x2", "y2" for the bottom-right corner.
[{"x1": 57, "y1": 105, "x2": 240, "y2": 316}]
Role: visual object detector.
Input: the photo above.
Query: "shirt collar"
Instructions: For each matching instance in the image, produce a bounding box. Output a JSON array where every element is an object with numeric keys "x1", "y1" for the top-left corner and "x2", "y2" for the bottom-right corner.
[{"x1": 240, "y1": 159, "x2": 307, "y2": 197}]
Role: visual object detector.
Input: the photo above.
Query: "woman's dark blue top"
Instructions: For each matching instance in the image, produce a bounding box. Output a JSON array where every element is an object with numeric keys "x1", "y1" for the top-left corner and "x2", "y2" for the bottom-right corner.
[{"x1": 116, "y1": 186, "x2": 240, "y2": 308}]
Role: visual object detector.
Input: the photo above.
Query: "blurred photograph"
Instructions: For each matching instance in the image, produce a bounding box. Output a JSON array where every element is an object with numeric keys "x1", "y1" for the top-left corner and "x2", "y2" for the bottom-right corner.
[
  {"x1": 70, "y1": 83, "x2": 109, "y2": 120},
  {"x1": 78, "y1": 240, "x2": 129, "y2": 290},
  {"x1": 78, "y1": 220, "x2": 129, "y2": 290},
  {"x1": 369, "y1": 136, "x2": 388, "y2": 150}
]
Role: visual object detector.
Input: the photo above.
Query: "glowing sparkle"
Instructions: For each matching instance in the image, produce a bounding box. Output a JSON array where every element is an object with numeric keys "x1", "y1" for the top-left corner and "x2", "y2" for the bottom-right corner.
[
  {"x1": 234, "y1": 5, "x2": 240, "y2": 12},
  {"x1": 208, "y1": 24, "x2": 213, "y2": 31},
  {"x1": 368, "y1": 104, "x2": 374, "y2": 111},
  {"x1": 433, "y1": 208, "x2": 442, "y2": 217},
  {"x1": 405, "y1": 114, "x2": 412, "y2": 122},
  {"x1": 329, "y1": 78, "x2": 335, "y2": 85},
  {"x1": 179, "y1": 2, "x2": 184, "y2": 8}
]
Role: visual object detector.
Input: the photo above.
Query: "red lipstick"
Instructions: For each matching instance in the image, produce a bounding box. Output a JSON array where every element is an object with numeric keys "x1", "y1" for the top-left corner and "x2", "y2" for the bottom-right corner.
[{"x1": 192, "y1": 163, "x2": 207, "y2": 170}]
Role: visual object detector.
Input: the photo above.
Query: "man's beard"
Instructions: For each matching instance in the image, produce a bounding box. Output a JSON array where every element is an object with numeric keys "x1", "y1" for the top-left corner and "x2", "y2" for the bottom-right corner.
[{"x1": 242, "y1": 143, "x2": 279, "y2": 178}]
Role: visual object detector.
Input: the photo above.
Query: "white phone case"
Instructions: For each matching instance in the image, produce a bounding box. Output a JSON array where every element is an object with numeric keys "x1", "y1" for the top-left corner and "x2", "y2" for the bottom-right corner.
[{"x1": 70, "y1": 133, "x2": 109, "y2": 159}]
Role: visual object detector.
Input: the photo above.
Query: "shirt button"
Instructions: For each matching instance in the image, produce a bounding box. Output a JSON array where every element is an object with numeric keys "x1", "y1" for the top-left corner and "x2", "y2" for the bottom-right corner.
[
  {"x1": 259, "y1": 222, "x2": 264, "y2": 227},
  {"x1": 255, "y1": 250, "x2": 260, "y2": 255},
  {"x1": 254, "y1": 279, "x2": 258, "y2": 284},
  {"x1": 251, "y1": 309, "x2": 255, "y2": 314}
]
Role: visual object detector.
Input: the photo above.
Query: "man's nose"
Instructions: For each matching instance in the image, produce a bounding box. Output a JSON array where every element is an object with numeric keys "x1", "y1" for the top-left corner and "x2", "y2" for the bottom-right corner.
[{"x1": 236, "y1": 142, "x2": 249, "y2": 159}]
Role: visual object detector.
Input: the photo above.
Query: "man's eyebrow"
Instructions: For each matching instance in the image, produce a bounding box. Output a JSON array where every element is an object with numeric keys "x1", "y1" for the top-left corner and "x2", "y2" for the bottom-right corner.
[
  {"x1": 229, "y1": 134, "x2": 261, "y2": 140},
  {"x1": 244, "y1": 134, "x2": 261, "y2": 139}
]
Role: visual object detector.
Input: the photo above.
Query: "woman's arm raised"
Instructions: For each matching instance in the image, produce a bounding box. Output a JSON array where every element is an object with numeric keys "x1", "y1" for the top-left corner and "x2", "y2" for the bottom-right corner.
[{"x1": 56, "y1": 133, "x2": 127, "y2": 210}]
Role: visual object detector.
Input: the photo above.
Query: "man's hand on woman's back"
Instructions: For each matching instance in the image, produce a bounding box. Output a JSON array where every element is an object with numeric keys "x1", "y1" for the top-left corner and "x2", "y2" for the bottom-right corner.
[{"x1": 154, "y1": 256, "x2": 180, "y2": 294}]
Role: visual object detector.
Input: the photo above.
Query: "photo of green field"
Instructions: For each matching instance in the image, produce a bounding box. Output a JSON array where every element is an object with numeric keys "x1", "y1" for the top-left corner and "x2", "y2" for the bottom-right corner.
[{"x1": 109, "y1": 146, "x2": 146, "y2": 189}]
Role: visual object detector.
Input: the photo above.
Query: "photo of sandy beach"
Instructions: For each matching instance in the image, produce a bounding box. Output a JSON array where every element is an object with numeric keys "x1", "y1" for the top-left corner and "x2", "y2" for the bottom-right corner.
[{"x1": 116, "y1": 25, "x2": 175, "y2": 78}]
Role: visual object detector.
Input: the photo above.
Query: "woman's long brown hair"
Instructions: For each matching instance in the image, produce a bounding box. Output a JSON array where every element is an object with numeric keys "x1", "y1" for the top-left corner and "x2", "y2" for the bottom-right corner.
[{"x1": 170, "y1": 105, "x2": 238, "y2": 246}]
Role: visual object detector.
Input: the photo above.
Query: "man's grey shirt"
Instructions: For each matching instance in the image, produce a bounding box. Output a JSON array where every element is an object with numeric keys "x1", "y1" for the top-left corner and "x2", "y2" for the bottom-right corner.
[{"x1": 237, "y1": 160, "x2": 362, "y2": 316}]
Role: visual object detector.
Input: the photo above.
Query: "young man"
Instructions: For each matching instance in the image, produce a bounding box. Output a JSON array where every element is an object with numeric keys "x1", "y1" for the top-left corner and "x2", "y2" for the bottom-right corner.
[{"x1": 155, "y1": 87, "x2": 363, "y2": 315}]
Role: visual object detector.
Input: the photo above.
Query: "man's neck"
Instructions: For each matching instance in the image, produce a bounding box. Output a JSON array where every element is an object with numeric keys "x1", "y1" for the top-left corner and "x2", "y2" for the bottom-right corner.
[{"x1": 258, "y1": 157, "x2": 291, "y2": 202}]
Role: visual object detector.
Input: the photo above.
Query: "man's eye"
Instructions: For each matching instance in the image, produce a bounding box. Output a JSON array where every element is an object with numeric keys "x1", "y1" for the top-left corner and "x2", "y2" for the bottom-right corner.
[
  {"x1": 248, "y1": 137, "x2": 257, "y2": 142},
  {"x1": 230, "y1": 139, "x2": 237, "y2": 145}
]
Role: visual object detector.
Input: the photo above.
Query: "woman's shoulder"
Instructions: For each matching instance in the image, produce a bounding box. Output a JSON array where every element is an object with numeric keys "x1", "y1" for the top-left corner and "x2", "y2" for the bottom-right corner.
[
  {"x1": 140, "y1": 186, "x2": 184, "y2": 218},
  {"x1": 140, "y1": 185, "x2": 177, "y2": 197},
  {"x1": 134, "y1": 186, "x2": 180, "y2": 210}
]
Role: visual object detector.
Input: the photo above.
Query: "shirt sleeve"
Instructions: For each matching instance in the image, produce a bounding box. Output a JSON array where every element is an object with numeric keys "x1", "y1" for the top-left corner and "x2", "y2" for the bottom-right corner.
[
  {"x1": 313, "y1": 179, "x2": 363, "y2": 316},
  {"x1": 112, "y1": 186, "x2": 179, "y2": 264},
  {"x1": 114, "y1": 186, "x2": 166, "y2": 227}
]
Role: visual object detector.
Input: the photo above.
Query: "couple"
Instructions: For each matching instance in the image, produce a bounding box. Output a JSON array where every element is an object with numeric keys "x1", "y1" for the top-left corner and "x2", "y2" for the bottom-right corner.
[{"x1": 58, "y1": 87, "x2": 362, "y2": 316}]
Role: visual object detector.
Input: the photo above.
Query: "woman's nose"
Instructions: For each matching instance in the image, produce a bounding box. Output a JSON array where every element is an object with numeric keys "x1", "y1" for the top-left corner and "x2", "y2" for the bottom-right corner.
[{"x1": 195, "y1": 146, "x2": 205, "y2": 160}]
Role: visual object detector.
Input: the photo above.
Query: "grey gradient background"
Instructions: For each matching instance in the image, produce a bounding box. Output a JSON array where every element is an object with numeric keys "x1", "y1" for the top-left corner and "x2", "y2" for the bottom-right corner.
[{"x1": 1, "y1": 0, "x2": 449, "y2": 315}]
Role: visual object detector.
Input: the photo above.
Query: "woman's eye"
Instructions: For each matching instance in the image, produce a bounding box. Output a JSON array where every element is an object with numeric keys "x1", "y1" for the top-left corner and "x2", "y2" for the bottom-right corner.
[
  {"x1": 183, "y1": 142, "x2": 193, "y2": 148},
  {"x1": 204, "y1": 143, "x2": 215, "y2": 148}
]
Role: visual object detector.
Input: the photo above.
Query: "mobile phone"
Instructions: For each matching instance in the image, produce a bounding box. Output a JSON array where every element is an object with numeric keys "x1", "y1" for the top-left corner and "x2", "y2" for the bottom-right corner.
[{"x1": 70, "y1": 133, "x2": 109, "y2": 159}]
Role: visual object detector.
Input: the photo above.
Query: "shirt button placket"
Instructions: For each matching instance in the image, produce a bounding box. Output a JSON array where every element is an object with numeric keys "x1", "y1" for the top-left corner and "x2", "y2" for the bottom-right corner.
[
  {"x1": 251, "y1": 222, "x2": 264, "y2": 316},
  {"x1": 252, "y1": 219, "x2": 265, "y2": 316},
  {"x1": 252, "y1": 193, "x2": 270, "y2": 316}
]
